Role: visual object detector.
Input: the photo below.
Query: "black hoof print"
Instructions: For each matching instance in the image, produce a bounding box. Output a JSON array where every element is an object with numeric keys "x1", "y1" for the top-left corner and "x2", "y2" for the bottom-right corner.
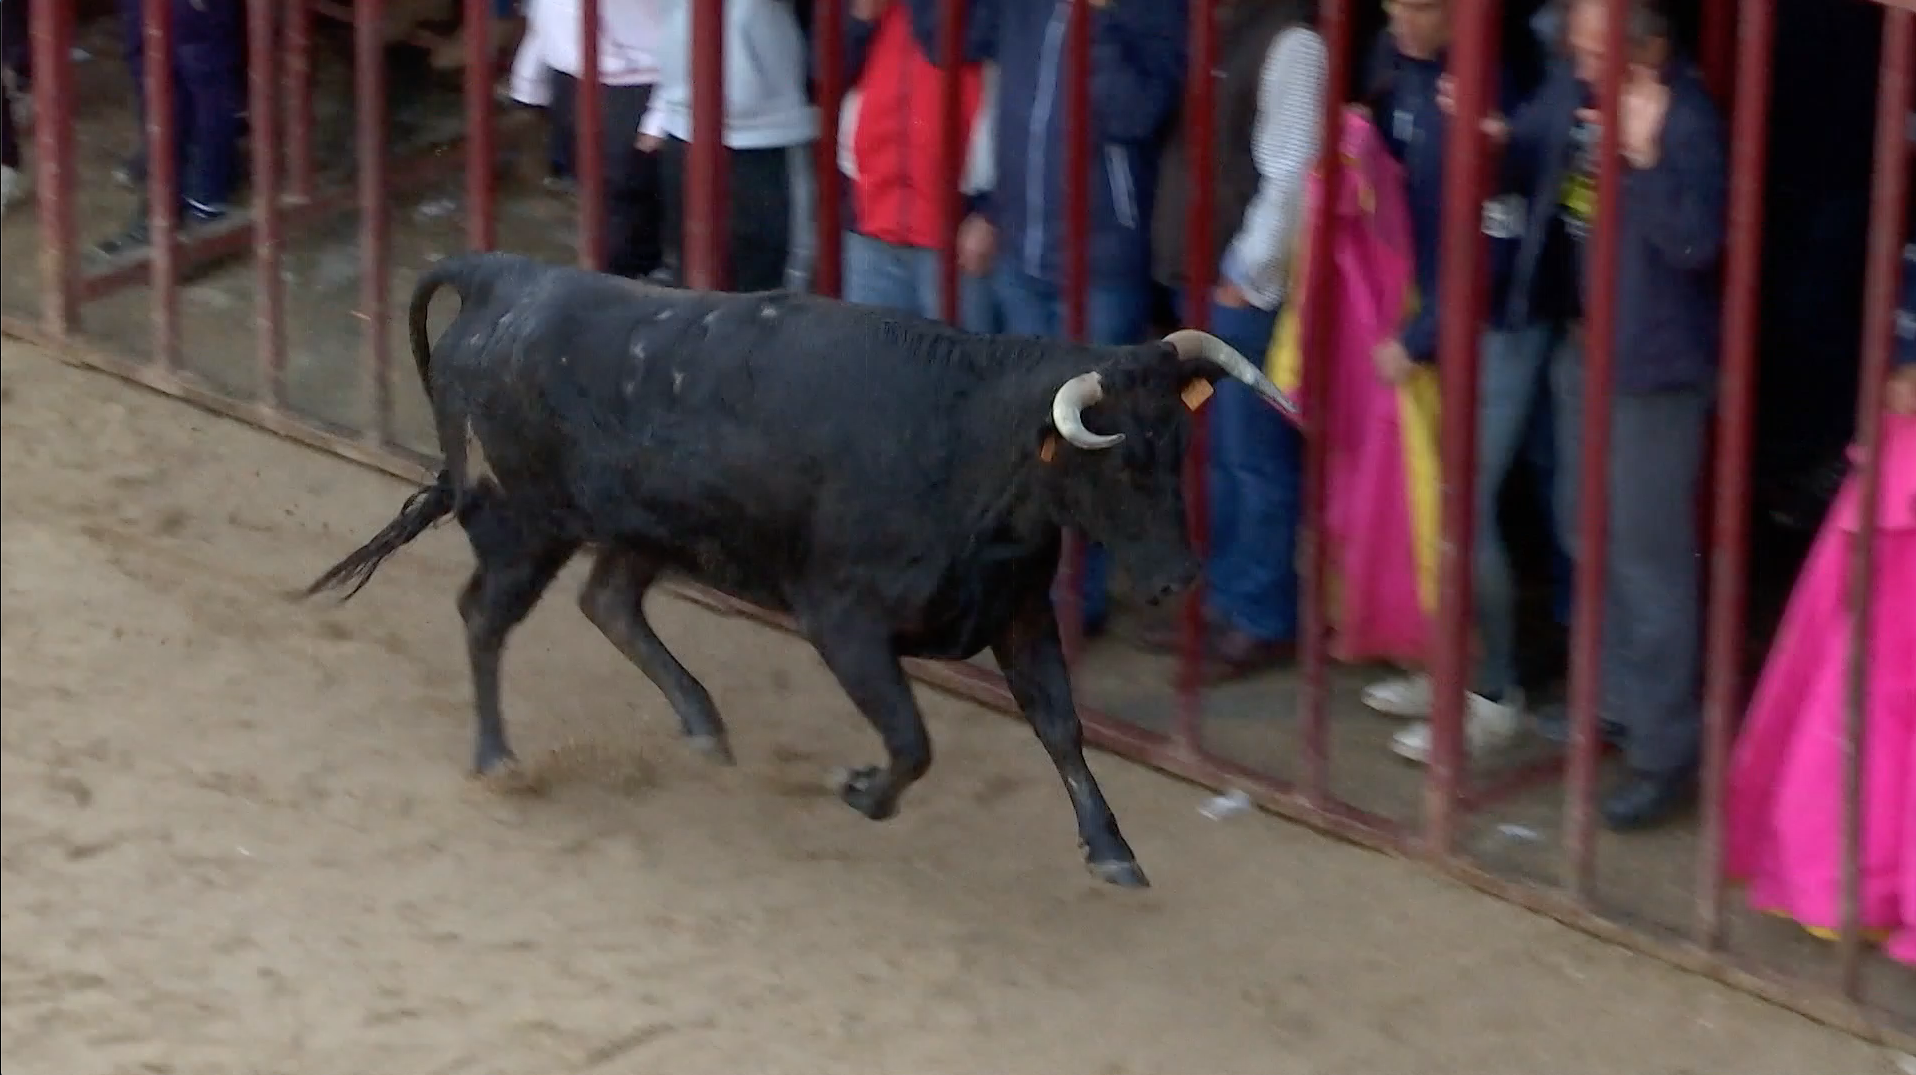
[{"x1": 828, "y1": 765, "x2": 899, "y2": 821}]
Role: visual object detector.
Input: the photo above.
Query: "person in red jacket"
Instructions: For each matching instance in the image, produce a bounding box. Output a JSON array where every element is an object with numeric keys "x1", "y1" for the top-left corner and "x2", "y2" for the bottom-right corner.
[{"x1": 836, "y1": 0, "x2": 997, "y2": 331}]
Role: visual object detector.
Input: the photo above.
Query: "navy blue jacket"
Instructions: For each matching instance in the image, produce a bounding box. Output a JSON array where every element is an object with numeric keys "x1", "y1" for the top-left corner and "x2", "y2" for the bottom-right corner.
[
  {"x1": 1900, "y1": 238, "x2": 1915, "y2": 369},
  {"x1": 949, "y1": 0, "x2": 1187, "y2": 286},
  {"x1": 1501, "y1": 59, "x2": 1728, "y2": 393},
  {"x1": 1365, "y1": 33, "x2": 1529, "y2": 362}
]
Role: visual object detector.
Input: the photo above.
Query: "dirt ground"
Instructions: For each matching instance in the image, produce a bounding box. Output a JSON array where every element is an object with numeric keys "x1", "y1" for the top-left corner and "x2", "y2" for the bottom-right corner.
[{"x1": 4, "y1": 343, "x2": 1909, "y2": 1075}]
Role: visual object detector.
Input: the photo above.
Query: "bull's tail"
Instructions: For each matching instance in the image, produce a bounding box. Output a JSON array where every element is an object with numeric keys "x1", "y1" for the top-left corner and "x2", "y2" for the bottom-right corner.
[
  {"x1": 301, "y1": 471, "x2": 457, "y2": 602},
  {"x1": 407, "y1": 250, "x2": 528, "y2": 393}
]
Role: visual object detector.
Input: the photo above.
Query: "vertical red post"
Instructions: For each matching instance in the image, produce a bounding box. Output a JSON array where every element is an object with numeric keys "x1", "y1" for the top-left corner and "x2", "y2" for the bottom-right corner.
[
  {"x1": 1840, "y1": 3, "x2": 1911, "y2": 999},
  {"x1": 1562, "y1": 0, "x2": 1630, "y2": 899},
  {"x1": 143, "y1": 0, "x2": 181, "y2": 371},
  {"x1": 29, "y1": 0, "x2": 78, "y2": 335},
  {"x1": 465, "y1": 0, "x2": 498, "y2": 251},
  {"x1": 1055, "y1": 0, "x2": 1093, "y2": 666},
  {"x1": 1696, "y1": 0, "x2": 1773, "y2": 949},
  {"x1": 1294, "y1": 0, "x2": 1351, "y2": 805},
  {"x1": 813, "y1": 0, "x2": 846, "y2": 299},
  {"x1": 1425, "y1": 0, "x2": 1501, "y2": 853},
  {"x1": 684, "y1": 0, "x2": 728, "y2": 288},
  {"x1": 577, "y1": 0, "x2": 606, "y2": 269},
  {"x1": 1174, "y1": 0, "x2": 1218, "y2": 751},
  {"x1": 285, "y1": 0, "x2": 315, "y2": 204},
  {"x1": 932, "y1": 0, "x2": 967, "y2": 320},
  {"x1": 1699, "y1": 0, "x2": 1735, "y2": 100},
  {"x1": 357, "y1": 0, "x2": 394, "y2": 445},
  {"x1": 248, "y1": 0, "x2": 287, "y2": 406}
]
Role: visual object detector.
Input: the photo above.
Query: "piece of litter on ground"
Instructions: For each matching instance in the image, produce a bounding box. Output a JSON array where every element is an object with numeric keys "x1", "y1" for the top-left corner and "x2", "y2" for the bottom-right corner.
[
  {"x1": 414, "y1": 197, "x2": 457, "y2": 220},
  {"x1": 72, "y1": 47, "x2": 92, "y2": 62},
  {"x1": 1496, "y1": 823, "x2": 1541, "y2": 842},
  {"x1": 1199, "y1": 789, "x2": 1253, "y2": 820}
]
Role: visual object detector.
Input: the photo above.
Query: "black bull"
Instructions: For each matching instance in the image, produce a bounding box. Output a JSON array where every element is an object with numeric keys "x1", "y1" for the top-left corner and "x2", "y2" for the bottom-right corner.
[{"x1": 304, "y1": 251, "x2": 1294, "y2": 887}]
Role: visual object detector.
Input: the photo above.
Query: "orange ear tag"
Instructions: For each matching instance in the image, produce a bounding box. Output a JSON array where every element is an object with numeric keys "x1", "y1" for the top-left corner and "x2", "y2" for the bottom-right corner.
[
  {"x1": 1039, "y1": 434, "x2": 1059, "y2": 463},
  {"x1": 1181, "y1": 379, "x2": 1216, "y2": 412}
]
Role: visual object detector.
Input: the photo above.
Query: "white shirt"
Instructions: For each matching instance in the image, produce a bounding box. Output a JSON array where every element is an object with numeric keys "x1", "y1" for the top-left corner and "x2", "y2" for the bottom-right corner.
[
  {"x1": 1221, "y1": 26, "x2": 1329, "y2": 311},
  {"x1": 508, "y1": 0, "x2": 662, "y2": 108},
  {"x1": 637, "y1": 0, "x2": 818, "y2": 150}
]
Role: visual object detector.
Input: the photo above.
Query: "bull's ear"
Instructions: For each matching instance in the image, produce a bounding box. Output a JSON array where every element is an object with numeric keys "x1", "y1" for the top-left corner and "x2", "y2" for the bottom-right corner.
[{"x1": 1039, "y1": 433, "x2": 1061, "y2": 464}]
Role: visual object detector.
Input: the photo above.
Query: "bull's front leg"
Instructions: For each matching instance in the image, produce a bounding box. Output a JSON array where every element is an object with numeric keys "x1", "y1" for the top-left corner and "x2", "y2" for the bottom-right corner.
[
  {"x1": 991, "y1": 599, "x2": 1147, "y2": 888},
  {"x1": 801, "y1": 611, "x2": 934, "y2": 822}
]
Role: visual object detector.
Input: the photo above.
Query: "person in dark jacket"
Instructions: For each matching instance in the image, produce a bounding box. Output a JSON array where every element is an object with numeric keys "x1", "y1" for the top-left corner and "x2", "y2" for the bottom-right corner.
[
  {"x1": 1492, "y1": 0, "x2": 1728, "y2": 830},
  {"x1": 1140, "y1": 0, "x2": 1326, "y2": 679},
  {"x1": 941, "y1": 0, "x2": 1188, "y2": 635},
  {"x1": 1357, "y1": 0, "x2": 1568, "y2": 764},
  {"x1": 96, "y1": 0, "x2": 245, "y2": 256}
]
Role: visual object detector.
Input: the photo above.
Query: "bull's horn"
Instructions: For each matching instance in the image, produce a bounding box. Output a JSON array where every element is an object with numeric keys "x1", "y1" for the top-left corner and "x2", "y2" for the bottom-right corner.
[
  {"x1": 1050, "y1": 372, "x2": 1125, "y2": 450},
  {"x1": 1163, "y1": 329, "x2": 1297, "y2": 415}
]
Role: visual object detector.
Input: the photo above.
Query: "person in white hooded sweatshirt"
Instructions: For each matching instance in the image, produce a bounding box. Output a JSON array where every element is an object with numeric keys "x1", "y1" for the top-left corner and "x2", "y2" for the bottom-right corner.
[
  {"x1": 638, "y1": 0, "x2": 819, "y2": 292},
  {"x1": 509, "y1": 0, "x2": 666, "y2": 278}
]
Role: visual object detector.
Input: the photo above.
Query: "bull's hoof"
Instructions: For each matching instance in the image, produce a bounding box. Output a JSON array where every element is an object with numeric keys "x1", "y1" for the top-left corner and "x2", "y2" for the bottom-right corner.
[
  {"x1": 1087, "y1": 858, "x2": 1151, "y2": 889},
  {"x1": 472, "y1": 752, "x2": 544, "y2": 796},
  {"x1": 687, "y1": 734, "x2": 736, "y2": 767},
  {"x1": 828, "y1": 765, "x2": 899, "y2": 821}
]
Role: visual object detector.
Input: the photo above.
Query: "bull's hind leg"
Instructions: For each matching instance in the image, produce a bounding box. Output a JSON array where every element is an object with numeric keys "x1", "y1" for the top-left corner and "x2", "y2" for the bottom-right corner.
[
  {"x1": 456, "y1": 501, "x2": 575, "y2": 779},
  {"x1": 578, "y1": 548, "x2": 734, "y2": 764},
  {"x1": 991, "y1": 599, "x2": 1146, "y2": 888},
  {"x1": 802, "y1": 613, "x2": 933, "y2": 822}
]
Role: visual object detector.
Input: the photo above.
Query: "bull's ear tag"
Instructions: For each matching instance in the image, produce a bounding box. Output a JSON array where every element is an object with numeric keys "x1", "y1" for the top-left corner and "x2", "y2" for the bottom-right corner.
[
  {"x1": 1181, "y1": 379, "x2": 1216, "y2": 412},
  {"x1": 1039, "y1": 434, "x2": 1059, "y2": 463}
]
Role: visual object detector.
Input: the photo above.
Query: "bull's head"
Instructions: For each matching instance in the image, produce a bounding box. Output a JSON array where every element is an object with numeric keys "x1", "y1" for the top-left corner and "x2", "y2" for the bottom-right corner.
[{"x1": 1037, "y1": 330, "x2": 1296, "y2": 606}]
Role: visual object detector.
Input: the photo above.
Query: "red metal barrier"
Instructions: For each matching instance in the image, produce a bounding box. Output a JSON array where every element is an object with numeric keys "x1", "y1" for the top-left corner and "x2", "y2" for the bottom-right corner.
[{"x1": 3, "y1": 0, "x2": 1911, "y2": 1047}]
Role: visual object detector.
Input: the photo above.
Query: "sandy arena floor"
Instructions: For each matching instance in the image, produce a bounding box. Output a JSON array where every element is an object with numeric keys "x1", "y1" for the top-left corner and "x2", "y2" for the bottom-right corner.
[{"x1": 0, "y1": 339, "x2": 1904, "y2": 1074}]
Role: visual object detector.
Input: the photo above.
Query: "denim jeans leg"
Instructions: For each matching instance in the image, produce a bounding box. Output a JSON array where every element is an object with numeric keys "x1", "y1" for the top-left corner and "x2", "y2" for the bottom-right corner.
[
  {"x1": 909, "y1": 246, "x2": 999, "y2": 332},
  {"x1": 1074, "y1": 281, "x2": 1153, "y2": 629},
  {"x1": 1204, "y1": 375, "x2": 1300, "y2": 642},
  {"x1": 1471, "y1": 325, "x2": 1552, "y2": 699},
  {"x1": 843, "y1": 232, "x2": 921, "y2": 314},
  {"x1": 992, "y1": 265, "x2": 1059, "y2": 337}
]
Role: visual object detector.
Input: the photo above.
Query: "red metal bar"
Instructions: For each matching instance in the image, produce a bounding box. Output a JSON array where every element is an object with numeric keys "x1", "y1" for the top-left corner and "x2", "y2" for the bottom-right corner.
[
  {"x1": 684, "y1": 0, "x2": 728, "y2": 288},
  {"x1": 285, "y1": 0, "x2": 316, "y2": 203},
  {"x1": 1055, "y1": 0, "x2": 1093, "y2": 667},
  {"x1": 577, "y1": 0, "x2": 606, "y2": 269},
  {"x1": 1563, "y1": 0, "x2": 1630, "y2": 899},
  {"x1": 356, "y1": 0, "x2": 394, "y2": 446},
  {"x1": 1841, "y1": 3, "x2": 1911, "y2": 1000},
  {"x1": 1700, "y1": 0, "x2": 1735, "y2": 100},
  {"x1": 1426, "y1": 0, "x2": 1501, "y2": 853},
  {"x1": 142, "y1": 0, "x2": 181, "y2": 371},
  {"x1": 1293, "y1": 0, "x2": 1351, "y2": 807},
  {"x1": 465, "y1": 0, "x2": 498, "y2": 251},
  {"x1": 1696, "y1": 0, "x2": 1774, "y2": 949},
  {"x1": 29, "y1": 0, "x2": 78, "y2": 334},
  {"x1": 248, "y1": 0, "x2": 287, "y2": 406},
  {"x1": 813, "y1": 0, "x2": 847, "y2": 299},
  {"x1": 1173, "y1": 0, "x2": 1219, "y2": 752},
  {"x1": 932, "y1": 0, "x2": 966, "y2": 319}
]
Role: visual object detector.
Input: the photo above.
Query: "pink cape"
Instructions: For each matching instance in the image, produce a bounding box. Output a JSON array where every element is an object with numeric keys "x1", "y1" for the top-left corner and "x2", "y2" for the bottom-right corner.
[
  {"x1": 1265, "y1": 109, "x2": 1437, "y2": 665},
  {"x1": 1725, "y1": 413, "x2": 1916, "y2": 965}
]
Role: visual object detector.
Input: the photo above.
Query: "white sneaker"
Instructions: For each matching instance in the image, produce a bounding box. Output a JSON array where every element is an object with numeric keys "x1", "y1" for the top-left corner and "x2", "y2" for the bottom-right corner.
[
  {"x1": 1, "y1": 165, "x2": 24, "y2": 214},
  {"x1": 1389, "y1": 688, "x2": 1526, "y2": 764},
  {"x1": 1362, "y1": 672, "x2": 1433, "y2": 718}
]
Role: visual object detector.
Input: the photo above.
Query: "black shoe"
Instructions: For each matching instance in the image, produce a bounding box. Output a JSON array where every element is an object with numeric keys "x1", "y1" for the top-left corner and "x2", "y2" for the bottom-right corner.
[
  {"x1": 1532, "y1": 703, "x2": 1628, "y2": 749},
  {"x1": 1600, "y1": 768, "x2": 1697, "y2": 831},
  {"x1": 93, "y1": 203, "x2": 227, "y2": 258}
]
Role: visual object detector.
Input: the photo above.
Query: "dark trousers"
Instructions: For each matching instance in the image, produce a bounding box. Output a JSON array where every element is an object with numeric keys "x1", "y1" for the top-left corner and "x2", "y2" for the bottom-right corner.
[
  {"x1": 659, "y1": 136, "x2": 795, "y2": 292},
  {"x1": 3, "y1": 0, "x2": 28, "y2": 86},
  {"x1": 1, "y1": 78, "x2": 17, "y2": 171},
  {"x1": 118, "y1": 0, "x2": 243, "y2": 211},
  {"x1": 549, "y1": 73, "x2": 661, "y2": 278}
]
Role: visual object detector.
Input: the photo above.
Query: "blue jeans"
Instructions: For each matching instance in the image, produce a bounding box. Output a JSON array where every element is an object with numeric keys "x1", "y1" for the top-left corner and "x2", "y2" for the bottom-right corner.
[
  {"x1": 842, "y1": 231, "x2": 998, "y2": 333},
  {"x1": 992, "y1": 265, "x2": 1152, "y2": 632},
  {"x1": 119, "y1": 0, "x2": 242, "y2": 212},
  {"x1": 1474, "y1": 325, "x2": 1581, "y2": 700},
  {"x1": 1202, "y1": 302, "x2": 1299, "y2": 642}
]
